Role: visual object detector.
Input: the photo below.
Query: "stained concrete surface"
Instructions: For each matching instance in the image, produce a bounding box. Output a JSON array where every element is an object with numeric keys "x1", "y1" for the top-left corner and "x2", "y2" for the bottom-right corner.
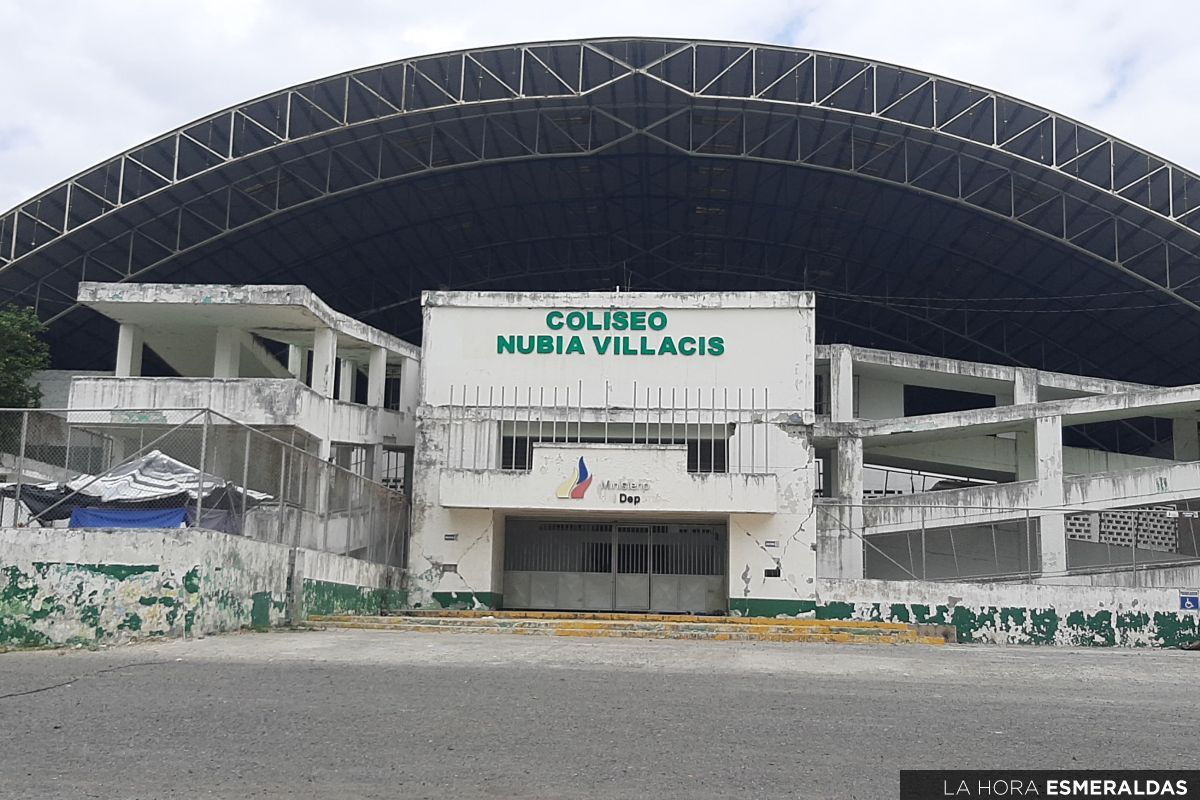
[{"x1": 0, "y1": 631, "x2": 1192, "y2": 799}]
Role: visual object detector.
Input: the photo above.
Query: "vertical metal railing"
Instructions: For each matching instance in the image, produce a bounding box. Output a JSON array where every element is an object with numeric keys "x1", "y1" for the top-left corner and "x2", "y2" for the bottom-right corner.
[{"x1": 441, "y1": 381, "x2": 773, "y2": 474}]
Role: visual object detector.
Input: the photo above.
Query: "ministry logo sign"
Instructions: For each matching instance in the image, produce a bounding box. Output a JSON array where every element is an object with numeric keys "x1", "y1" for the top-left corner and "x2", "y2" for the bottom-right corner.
[{"x1": 556, "y1": 456, "x2": 594, "y2": 499}]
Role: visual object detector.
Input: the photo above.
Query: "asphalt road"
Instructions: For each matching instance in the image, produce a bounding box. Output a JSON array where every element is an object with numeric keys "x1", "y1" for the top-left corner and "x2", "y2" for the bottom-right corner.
[{"x1": 0, "y1": 630, "x2": 1192, "y2": 799}]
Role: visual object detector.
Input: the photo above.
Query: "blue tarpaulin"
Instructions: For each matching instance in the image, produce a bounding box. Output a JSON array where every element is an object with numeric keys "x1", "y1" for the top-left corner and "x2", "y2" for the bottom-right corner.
[{"x1": 69, "y1": 507, "x2": 189, "y2": 529}]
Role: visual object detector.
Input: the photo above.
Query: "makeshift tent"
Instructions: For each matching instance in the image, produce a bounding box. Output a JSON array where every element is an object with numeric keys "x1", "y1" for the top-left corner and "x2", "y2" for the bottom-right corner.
[{"x1": 0, "y1": 450, "x2": 271, "y2": 533}]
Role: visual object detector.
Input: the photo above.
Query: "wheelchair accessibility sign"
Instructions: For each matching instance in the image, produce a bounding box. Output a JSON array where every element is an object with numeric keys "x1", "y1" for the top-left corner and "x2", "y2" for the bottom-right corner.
[{"x1": 1182, "y1": 591, "x2": 1199, "y2": 612}]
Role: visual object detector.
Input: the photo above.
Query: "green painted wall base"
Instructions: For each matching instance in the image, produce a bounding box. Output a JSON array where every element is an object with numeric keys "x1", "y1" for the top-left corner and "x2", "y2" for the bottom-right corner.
[
  {"x1": 0, "y1": 560, "x2": 287, "y2": 649},
  {"x1": 728, "y1": 598, "x2": 818, "y2": 617},
  {"x1": 302, "y1": 578, "x2": 407, "y2": 617},
  {"x1": 426, "y1": 591, "x2": 502, "y2": 610},
  {"x1": 730, "y1": 596, "x2": 1200, "y2": 648}
]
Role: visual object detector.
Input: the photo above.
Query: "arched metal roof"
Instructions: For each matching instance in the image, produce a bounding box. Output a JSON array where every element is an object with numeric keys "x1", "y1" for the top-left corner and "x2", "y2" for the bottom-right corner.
[{"x1": 3, "y1": 38, "x2": 1200, "y2": 384}]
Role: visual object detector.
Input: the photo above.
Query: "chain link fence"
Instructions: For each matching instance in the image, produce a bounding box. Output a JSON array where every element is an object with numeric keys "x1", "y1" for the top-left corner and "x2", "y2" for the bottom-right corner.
[{"x1": 0, "y1": 408, "x2": 407, "y2": 566}]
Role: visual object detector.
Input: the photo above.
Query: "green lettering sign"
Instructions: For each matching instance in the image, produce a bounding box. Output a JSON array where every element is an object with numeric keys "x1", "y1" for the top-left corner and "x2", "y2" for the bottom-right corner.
[{"x1": 496, "y1": 310, "x2": 726, "y2": 357}]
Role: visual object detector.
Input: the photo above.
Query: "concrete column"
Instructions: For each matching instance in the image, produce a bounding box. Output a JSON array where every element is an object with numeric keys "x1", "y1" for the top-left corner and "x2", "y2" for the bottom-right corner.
[
  {"x1": 338, "y1": 358, "x2": 356, "y2": 402},
  {"x1": 819, "y1": 448, "x2": 836, "y2": 498},
  {"x1": 114, "y1": 323, "x2": 143, "y2": 377},
  {"x1": 1016, "y1": 434, "x2": 1036, "y2": 482},
  {"x1": 1173, "y1": 418, "x2": 1200, "y2": 462},
  {"x1": 401, "y1": 446, "x2": 414, "y2": 498},
  {"x1": 1012, "y1": 369, "x2": 1039, "y2": 480},
  {"x1": 1013, "y1": 368, "x2": 1038, "y2": 404},
  {"x1": 829, "y1": 345, "x2": 854, "y2": 422},
  {"x1": 816, "y1": 436, "x2": 864, "y2": 579},
  {"x1": 213, "y1": 327, "x2": 241, "y2": 378},
  {"x1": 287, "y1": 345, "x2": 306, "y2": 380},
  {"x1": 1034, "y1": 414, "x2": 1066, "y2": 574},
  {"x1": 368, "y1": 443, "x2": 384, "y2": 482},
  {"x1": 310, "y1": 327, "x2": 337, "y2": 398},
  {"x1": 399, "y1": 355, "x2": 420, "y2": 415},
  {"x1": 367, "y1": 346, "x2": 387, "y2": 407}
]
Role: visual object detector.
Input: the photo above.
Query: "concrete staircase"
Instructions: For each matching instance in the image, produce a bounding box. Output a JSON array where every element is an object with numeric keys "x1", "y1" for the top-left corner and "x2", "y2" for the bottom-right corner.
[{"x1": 301, "y1": 610, "x2": 949, "y2": 645}]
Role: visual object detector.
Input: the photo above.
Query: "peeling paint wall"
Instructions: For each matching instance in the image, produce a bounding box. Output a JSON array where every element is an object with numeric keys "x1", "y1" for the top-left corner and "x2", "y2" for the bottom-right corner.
[
  {"x1": 0, "y1": 528, "x2": 290, "y2": 648},
  {"x1": 732, "y1": 577, "x2": 1200, "y2": 648},
  {"x1": 298, "y1": 547, "x2": 406, "y2": 617},
  {"x1": 729, "y1": 426, "x2": 817, "y2": 605},
  {"x1": 0, "y1": 529, "x2": 409, "y2": 648},
  {"x1": 407, "y1": 412, "x2": 507, "y2": 610}
]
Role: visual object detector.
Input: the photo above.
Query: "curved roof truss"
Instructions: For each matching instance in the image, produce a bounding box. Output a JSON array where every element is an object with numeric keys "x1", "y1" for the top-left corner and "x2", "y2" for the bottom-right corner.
[{"x1": 2, "y1": 39, "x2": 1199, "y2": 384}]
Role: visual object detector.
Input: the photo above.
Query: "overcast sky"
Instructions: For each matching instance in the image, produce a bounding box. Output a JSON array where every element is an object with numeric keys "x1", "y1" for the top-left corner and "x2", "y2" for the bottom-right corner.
[{"x1": 2, "y1": 0, "x2": 1198, "y2": 211}]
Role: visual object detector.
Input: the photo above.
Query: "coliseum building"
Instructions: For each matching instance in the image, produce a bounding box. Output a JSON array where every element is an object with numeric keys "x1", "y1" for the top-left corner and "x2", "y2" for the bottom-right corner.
[{"x1": 4, "y1": 39, "x2": 1200, "y2": 618}]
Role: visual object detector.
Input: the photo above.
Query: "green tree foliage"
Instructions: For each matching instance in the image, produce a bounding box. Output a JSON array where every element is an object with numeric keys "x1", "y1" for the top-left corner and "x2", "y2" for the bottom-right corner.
[{"x1": 0, "y1": 306, "x2": 50, "y2": 408}]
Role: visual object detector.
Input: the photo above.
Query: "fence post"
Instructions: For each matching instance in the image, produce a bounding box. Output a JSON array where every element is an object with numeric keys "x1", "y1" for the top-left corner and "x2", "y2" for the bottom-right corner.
[
  {"x1": 63, "y1": 422, "x2": 73, "y2": 477},
  {"x1": 366, "y1": 484, "x2": 377, "y2": 563},
  {"x1": 321, "y1": 461, "x2": 332, "y2": 553},
  {"x1": 11, "y1": 411, "x2": 29, "y2": 526},
  {"x1": 240, "y1": 428, "x2": 252, "y2": 534},
  {"x1": 385, "y1": 490, "x2": 396, "y2": 566},
  {"x1": 919, "y1": 504, "x2": 927, "y2": 580},
  {"x1": 195, "y1": 411, "x2": 209, "y2": 528},
  {"x1": 1025, "y1": 507, "x2": 1033, "y2": 583}
]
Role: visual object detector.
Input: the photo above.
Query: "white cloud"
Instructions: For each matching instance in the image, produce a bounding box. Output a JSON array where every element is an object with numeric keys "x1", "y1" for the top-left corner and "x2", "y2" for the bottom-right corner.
[{"x1": 2, "y1": 0, "x2": 1197, "y2": 210}]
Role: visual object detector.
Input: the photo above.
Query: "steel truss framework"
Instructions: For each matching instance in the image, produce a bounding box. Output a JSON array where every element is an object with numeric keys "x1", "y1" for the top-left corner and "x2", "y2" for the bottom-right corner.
[{"x1": 3, "y1": 39, "x2": 1200, "y2": 383}]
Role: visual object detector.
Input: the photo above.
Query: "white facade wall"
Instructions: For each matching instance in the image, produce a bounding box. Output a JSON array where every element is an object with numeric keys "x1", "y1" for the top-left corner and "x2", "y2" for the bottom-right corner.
[{"x1": 409, "y1": 291, "x2": 817, "y2": 610}]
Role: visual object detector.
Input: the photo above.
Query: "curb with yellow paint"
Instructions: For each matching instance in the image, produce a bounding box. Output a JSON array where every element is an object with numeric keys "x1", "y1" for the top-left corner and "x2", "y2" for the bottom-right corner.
[{"x1": 302, "y1": 613, "x2": 949, "y2": 646}]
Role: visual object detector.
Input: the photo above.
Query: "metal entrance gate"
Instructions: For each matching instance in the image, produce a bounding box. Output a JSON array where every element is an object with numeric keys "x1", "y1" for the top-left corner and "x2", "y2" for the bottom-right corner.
[{"x1": 503, "y1": 519, "x2": 727, "y2": 614}]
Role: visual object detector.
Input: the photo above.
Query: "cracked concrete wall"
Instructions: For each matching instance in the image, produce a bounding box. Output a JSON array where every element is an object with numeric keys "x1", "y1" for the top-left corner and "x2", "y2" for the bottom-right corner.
[
  {"x1": 407, "y1": 416, "x2": 500, "y2": 608},
  {"x1": 729, "y1": 425, "x2": 816, "y2": 605},
  {"x1": 0, "y1": 528, "x2": 290, "y2": 648}
]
